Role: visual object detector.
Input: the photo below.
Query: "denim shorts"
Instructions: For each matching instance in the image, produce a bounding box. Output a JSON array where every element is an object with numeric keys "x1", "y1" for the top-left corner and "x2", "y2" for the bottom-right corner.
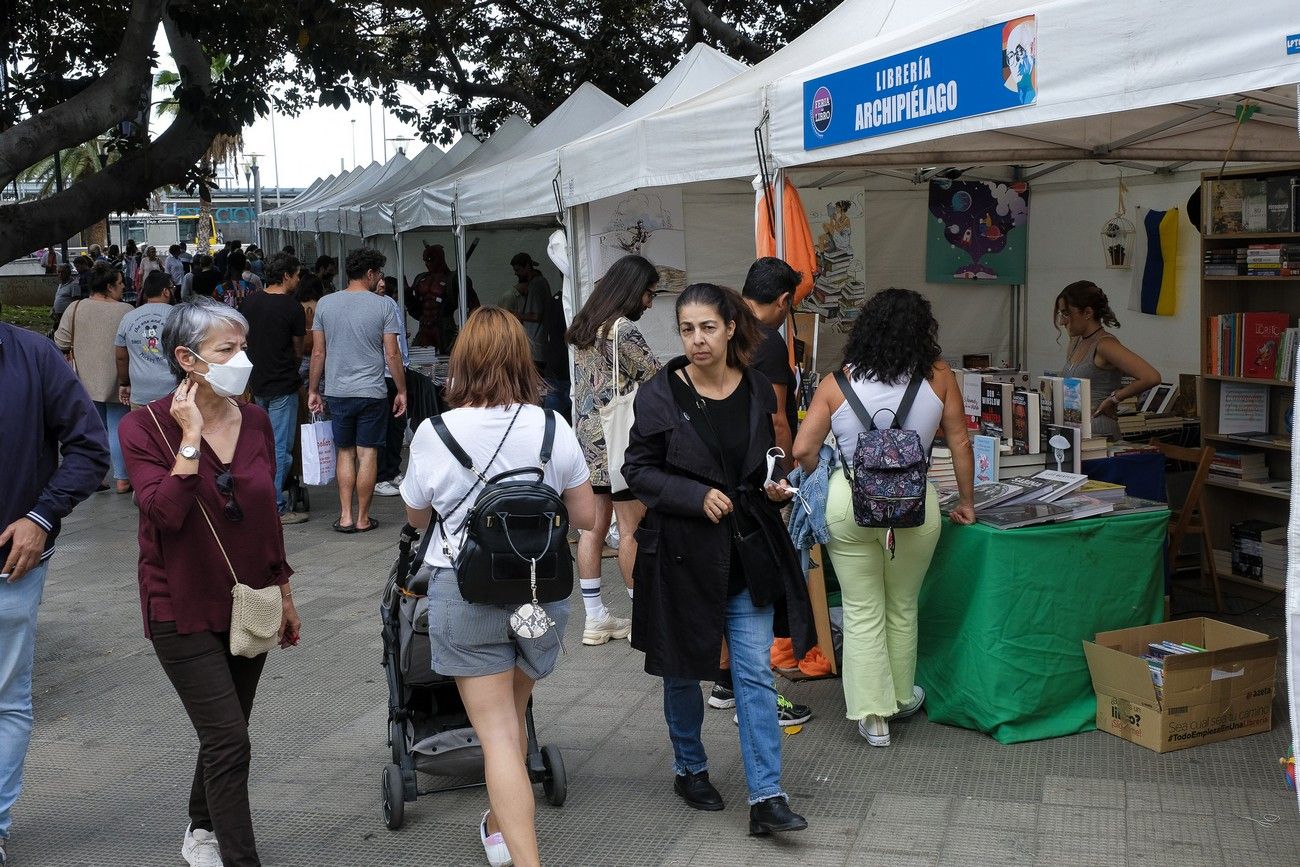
[
  {"x1": 421, "y1": 566, "x2": 570, "y2": 681},
  {"x1": 327, "y1": 395, "x2": 387, "y2": 449}
]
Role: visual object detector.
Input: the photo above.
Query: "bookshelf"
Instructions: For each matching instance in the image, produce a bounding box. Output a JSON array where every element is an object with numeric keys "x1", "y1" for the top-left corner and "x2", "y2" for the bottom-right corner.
[{"x1": 1198, "y1": 164, "x2": 1300, "y2": 594}]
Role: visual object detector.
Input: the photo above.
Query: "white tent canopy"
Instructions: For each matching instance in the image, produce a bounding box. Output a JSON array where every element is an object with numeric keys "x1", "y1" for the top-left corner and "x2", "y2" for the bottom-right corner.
[
  {"x1": 558, "y1": 0, "x2": 1300, "y2": 205},
  {"x1": 313, "y1": 153, "x2": 411, "y2": 234},
  {"x1": 406, "y1": 84, "x2": 624, "y2": 231},
  {"x1": 306, "y1": 159, "x2": 395, "y2": 234},
  {"x1": 261, "y1": 173, "x2": 336, "y2": 230},
  {"x1": 392, "y1": 116, "x2": 533, "y2": 232}
]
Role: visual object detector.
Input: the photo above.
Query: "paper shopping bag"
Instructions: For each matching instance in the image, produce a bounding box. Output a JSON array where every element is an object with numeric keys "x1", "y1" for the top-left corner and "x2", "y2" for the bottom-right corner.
[{"x1": 301, "y1": 417, "x2": 336, "y2": 486}]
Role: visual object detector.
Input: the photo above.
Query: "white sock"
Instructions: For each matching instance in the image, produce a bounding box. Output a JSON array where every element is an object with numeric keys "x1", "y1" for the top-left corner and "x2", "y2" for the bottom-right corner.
[
  {"x1": 580, "y1": 578, "x2": 608, "y2": 621},
  {"x1": 627, "y1": 586, "x2": 634, "y2": 599}
]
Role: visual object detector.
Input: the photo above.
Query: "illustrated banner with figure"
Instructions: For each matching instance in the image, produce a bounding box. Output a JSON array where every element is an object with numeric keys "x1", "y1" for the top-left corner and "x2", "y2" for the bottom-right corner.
[
  {"x1": 803, "y1": 16, "x2": 1038, "y2": 151},
  {"x1": 925, "y1": 179, "x2": 1030, "y2": 284},
  {"x1": 588, "y1": 189, "x2": 687, "y2": 293},
  {"x1": 798, "y1": 188, "x2": 867, "y2": 345}
]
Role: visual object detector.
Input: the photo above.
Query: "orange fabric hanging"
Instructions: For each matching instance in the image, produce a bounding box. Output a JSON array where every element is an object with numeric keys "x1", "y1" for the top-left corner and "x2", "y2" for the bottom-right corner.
[
  {"x1": 755, "y1": 178, "x2": 817, "y2": 304},
  {"x1": 756, "y1": 178, "x2": 818, "y2": 376}
]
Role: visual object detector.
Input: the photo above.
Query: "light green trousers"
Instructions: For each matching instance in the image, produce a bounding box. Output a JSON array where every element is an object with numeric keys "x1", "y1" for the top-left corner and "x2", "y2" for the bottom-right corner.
[{"x1": 825, "y1": 473, "x2": 941, "y2": 720}]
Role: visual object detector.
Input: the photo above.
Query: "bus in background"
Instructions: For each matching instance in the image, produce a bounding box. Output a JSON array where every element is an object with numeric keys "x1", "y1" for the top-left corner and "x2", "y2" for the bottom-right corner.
[{"x1": 178, "y1": 214, "x2": 222, "y2": 254}]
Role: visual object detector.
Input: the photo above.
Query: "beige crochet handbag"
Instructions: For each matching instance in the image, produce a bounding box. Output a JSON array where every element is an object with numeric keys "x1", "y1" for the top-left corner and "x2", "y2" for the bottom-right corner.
[{"x1": 147, "y1": 406, "x2": 283, "y2": 657}]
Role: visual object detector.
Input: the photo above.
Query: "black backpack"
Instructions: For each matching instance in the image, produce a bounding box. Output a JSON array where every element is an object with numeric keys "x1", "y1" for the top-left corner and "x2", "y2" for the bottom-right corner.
[{"x1": 431, "y1": 408, "x2": 573, "y2": 606}]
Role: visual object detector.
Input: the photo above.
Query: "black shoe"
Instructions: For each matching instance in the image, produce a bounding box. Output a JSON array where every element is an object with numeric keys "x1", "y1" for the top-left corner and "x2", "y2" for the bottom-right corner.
[
  {"x1": 673, "y1": 770, "x2": 724, "y2": 811},
  {"x1": 748, "y1": 797, "x2": 808, "y2": 835}
]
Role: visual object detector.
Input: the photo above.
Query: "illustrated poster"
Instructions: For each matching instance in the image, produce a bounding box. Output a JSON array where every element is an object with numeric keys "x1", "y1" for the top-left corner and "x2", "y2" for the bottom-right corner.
[{"x1": 925, "y1": 179, "x2": 1030, "y2": 284}]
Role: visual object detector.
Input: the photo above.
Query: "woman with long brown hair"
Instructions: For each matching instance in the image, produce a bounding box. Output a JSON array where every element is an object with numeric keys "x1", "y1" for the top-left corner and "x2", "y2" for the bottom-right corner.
[
  {"x1": 566, "y1": 254, "x2": 661, "y2": 645},
  {"x1": 1053, "y1": 281, "x2": 1161, "y2": 438},
  {"x1": 400, "y1": 307, "x2": 597, "y2": 867}
]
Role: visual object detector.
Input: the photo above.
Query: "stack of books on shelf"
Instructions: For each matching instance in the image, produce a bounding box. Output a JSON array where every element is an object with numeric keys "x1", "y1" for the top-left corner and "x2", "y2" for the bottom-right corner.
[
  {"x1": 1203, "y1": 247, "x2": 1245, "y2": 276},
  {"x1": 1116, "y1": 413, "x2": 1186, "y2": 437},
  {"x1": 1205, "y1": 311, "x2": 1292, "y2": 378},
  {"x1": 928, "y1": 446, "x2": 956, "y2": 489},
  {"x1": 1209, "y1": 450, "x2": 1269, "y2": 483},
  {"x1": 1243, "y1": 243, "x2": 1300, "y2": 277},
  {"x1": 1229, "y1": 520, "x2": 1286, "y2": 583}
]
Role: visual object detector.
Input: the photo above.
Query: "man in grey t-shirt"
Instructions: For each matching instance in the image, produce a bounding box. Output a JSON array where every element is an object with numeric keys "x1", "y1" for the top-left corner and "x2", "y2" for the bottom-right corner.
[
  {"x1": 114, "y1": 276, "x2": 176, "y2": 408},
  {"x1": 308, "y1": 248, "x2": 407, "y2": 534},
  {"x1": 510, "y1": 252, "x2": 551, "y2": 364}
]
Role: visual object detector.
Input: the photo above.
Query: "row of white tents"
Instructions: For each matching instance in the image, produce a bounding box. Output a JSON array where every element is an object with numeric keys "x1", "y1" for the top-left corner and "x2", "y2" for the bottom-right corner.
[{"x1": 262, "y1": 0, "x2": 1299, "y2": 363}]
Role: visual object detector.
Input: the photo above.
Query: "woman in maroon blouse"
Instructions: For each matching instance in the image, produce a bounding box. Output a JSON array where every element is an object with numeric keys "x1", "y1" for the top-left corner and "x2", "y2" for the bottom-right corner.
[{"x1": 119, "y1": 298, "x2": 301, "y2": 867}]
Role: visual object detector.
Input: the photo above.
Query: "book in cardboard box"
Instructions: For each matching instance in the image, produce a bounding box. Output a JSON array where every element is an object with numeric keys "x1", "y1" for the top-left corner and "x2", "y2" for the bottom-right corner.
[{"x1": 1083, "y1": 618, "x2": 1276, "y2": 753}]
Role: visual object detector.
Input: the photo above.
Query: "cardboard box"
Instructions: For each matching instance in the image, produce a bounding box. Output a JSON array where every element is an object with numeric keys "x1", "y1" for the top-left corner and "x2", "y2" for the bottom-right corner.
[{"x1": 1082, "y1": 618, "x2": 1277, "y2": 753}]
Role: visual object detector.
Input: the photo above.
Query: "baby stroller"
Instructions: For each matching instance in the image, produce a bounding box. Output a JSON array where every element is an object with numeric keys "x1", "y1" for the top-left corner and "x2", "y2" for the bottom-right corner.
[{"x1": 379, "y1": 523, "x2": 568, "y2": 830}]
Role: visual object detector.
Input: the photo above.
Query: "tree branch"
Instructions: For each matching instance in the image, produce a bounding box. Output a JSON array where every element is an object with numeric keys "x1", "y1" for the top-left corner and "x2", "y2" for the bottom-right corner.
[
  {"x1": 0, "y1": 0, "x2": 166, "y2": 188},
  {"x1": 496, "y1": 0, "x2": 590, "y2": 48},
  {"x1": 682, "y1": 1, "x2": 770, "y2": 63}
]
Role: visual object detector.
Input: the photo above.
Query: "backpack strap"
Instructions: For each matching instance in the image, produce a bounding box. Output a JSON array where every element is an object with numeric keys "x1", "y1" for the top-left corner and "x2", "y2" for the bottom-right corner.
[
  {"x1": 540, "y1": 409, "x2": 556, "y2": 468},
  {"x1": 834, "y1": 370, "x2": 875, "y2": 431},
  {"x1": 892, "y1": 376, "x2": 924, "y2": 430},
  {"x1": 431, "y1": 414, "x2": 474, "y2": 471}
]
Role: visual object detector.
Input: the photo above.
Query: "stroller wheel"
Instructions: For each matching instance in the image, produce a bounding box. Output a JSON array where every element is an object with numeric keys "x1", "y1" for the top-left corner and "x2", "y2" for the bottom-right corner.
[
  {"x1": 389, "y1": 720, "x2": 404, "y2": 765},
  {"x1": 382, "y1": 763, "x2": 405, "y2": 830},
  {"x1": 540, "y1": 744, "x2": 567, "y2": 807}
]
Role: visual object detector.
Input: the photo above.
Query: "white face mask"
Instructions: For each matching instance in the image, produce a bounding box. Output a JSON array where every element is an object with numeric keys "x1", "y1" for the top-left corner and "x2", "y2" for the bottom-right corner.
[{"x1": 188, "y1": 349, "x2": 253, "y2": 398}]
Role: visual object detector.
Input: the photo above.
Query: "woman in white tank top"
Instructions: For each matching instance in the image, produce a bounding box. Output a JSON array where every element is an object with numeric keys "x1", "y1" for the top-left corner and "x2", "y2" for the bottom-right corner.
[{"x1": 793, "y1": 288, "x2": 974, "y2": 748}]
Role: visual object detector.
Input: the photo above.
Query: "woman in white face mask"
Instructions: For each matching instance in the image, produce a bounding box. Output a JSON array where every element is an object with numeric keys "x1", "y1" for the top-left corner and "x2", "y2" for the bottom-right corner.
[{"x1": 118, "y1": 298, "x2": 301, "y2": 867}]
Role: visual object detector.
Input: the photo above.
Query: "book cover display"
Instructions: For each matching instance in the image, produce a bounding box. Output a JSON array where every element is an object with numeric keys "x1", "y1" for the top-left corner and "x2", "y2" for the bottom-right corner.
[
  {"x1": 1042, "y1": 423, "x2": 1081, "y2": 474},
  {"x1": 1011, "y1": 389, "x2": 1041, "y2": 455},
  {"x1": 926, "y1": 179, "x2": 1030, "y2": 283},
  {"x1": 1061, "y1": 377, "x2": 1092, "y2": 439},
  {"x1": 973, "y1": 435, "x2": 1000, "y2": 485}
]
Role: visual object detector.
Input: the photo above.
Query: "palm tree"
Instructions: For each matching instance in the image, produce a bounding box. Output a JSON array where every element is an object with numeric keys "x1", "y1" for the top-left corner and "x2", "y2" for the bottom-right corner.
[
  {"x1": 156, "y1": 58, "x2": 240, "y2": 254},
  {"x1": 19, "y1": 143, "x2": 116, "y2": 247}
]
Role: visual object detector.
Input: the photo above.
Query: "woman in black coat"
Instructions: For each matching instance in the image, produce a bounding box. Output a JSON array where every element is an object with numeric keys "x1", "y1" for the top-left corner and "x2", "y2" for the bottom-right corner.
[{"x1": 623, "y1": 283, "x2": 815, "y2": 837}]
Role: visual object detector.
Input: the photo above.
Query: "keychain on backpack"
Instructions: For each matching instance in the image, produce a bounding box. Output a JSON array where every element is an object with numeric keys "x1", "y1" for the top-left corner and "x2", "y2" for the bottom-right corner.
[{"x1": 509, "y1": 558, "x2": 557, "y2": 639}]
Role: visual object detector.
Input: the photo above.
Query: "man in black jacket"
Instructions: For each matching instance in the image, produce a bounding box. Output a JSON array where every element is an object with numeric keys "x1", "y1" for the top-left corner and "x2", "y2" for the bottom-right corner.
[{"x1": 0, "y1": 318, "x2": 109, "y2": 865}]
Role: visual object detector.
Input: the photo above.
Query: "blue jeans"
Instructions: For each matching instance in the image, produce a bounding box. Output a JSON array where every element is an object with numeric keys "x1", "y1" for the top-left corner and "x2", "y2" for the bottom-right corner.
[
  {"x1": 0, "y1": 561, "x2": 48, "y2": 840},
  {"x1": 92, "y1": 400, "x2": 128, "y2": 481},
  {"x1": 542, "y1": 377, "x2": 571, "y2": 423},
  {"x1": 662, "y1": 590, "x2": 785, "y2": 805},
  {"x1": 255, "y1": 393, "x2": 298, "y2": 512}
]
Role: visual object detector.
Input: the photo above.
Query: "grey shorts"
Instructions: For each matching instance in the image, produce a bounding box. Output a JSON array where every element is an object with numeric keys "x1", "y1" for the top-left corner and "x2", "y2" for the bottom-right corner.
[{"x1": 423, "y1": 566, "x2": 571, "y2": 681}]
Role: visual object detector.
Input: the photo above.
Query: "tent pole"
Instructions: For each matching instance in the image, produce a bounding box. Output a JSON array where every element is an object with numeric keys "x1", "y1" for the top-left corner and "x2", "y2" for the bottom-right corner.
[
  {"x1": 455, "y1": 196, "x2": 469, "y2": 335},
  {"x1": 774, "y1": 167, "x2": 786, "y2": 259},
  {"x1": 395, "y1": 231, "x2": 406, "y2": 323}
]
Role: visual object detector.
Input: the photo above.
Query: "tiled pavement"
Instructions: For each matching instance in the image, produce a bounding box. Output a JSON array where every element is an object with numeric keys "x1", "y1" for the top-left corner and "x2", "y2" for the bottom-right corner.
[{"x1": 9, "y1": 487, "x2": 1300, "y2": 865}]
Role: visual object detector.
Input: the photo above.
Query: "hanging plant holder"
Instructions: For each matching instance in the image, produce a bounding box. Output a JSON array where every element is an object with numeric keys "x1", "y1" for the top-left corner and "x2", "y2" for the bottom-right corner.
[{"x1": 1101, "y1": 214, "x2": 1134, "y2": 269}]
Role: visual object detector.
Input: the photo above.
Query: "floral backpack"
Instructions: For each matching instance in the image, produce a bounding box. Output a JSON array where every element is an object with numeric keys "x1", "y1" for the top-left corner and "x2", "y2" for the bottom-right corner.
[{"x1": 834, "y1": 371, "x2": 928, "y2": 559}]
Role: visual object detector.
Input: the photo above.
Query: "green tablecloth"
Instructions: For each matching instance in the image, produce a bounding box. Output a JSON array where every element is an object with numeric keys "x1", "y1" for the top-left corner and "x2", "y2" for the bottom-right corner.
[{"x1": 916, "y1": 510, "x2": 1167, "y2": 744}]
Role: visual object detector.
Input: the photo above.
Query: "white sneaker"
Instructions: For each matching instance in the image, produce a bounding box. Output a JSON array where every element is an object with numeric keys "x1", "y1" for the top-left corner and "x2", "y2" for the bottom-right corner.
[
  {"x1": 582, "y1": 611, "x2": 631, "y2": 645},
  {"x1": 374, "y1": 481, "x2": 402, "y2": 497},
  {"x1": 479, "y1": 810, "x2": 513, "y2": 867},
  {"x1": 181, "y1": 823, "x2": 223, "y2": 867},
  {"x1": 891, "y1": 685, "x2": 926, "y2": 721},
  {"x1": 858, "y1": 715, "x2": 891, "y2": 747}
]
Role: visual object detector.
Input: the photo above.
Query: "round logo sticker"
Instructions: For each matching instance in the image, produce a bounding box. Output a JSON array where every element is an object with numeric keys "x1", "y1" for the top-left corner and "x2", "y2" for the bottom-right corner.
[{"x1": 810, "y1": 86, "x2": 833, "y2": 136}]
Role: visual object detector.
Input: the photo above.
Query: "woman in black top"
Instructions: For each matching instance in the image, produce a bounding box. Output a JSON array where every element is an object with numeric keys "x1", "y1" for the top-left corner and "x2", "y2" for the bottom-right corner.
[{"x1": 623, "y1": 283, "x2": 815, "y2": 837}]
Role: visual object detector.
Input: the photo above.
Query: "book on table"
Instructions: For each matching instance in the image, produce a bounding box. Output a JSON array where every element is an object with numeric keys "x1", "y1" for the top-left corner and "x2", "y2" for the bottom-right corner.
[
  {"x1": 1051, "y1": 494, "x2": 1115, "y2": 521},
  {"x1": 999, "y1": 475, "x2": 1056, "y2": 505},
  {"x1": 1026, "y1": 469, "x2": 1090, "y2": 502},
  {"x1": 1011, "y1": 389, "x2": 1041, "y2": 455},
  {"x1": 1061, "y1": 377, "x2": 1092, "y2": 439},
  {"x1": 1107, "y1": 496, "x2": 1168, "y2": 516},
  {"x1": 1037, "y1": 375, "x2": 1064, "y2": 427},
  {"x1": 972, "y1": 435, "x2": 1000, "y2": 485},
  {"x1": 1078, "y1": 479, "x2": 1128, "y2": 501},
  {"x1": 1042, "y1": 423, "x2": 1082, "y2": 474},
  {"x1": 980, "y1": 380, "x2": 1013, "y2": 442},
  {"x1": 977, "y1": 501, "x2": 1073, "y2": 530}
]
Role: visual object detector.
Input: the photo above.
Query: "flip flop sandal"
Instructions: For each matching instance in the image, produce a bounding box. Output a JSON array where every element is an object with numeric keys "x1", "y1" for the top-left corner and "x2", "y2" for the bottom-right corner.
[
  {"x1": 332, "y1": 520, "x2": 356, "y2": 534},
  {"x1": 354, "y1": 518, "x2": 381, "y2": 533}
]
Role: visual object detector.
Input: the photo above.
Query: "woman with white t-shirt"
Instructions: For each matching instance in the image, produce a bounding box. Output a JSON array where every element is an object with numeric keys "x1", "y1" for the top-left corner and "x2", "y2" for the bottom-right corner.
[{"x1": 401, "y1": 307, "x2": 596, "y2": 867}]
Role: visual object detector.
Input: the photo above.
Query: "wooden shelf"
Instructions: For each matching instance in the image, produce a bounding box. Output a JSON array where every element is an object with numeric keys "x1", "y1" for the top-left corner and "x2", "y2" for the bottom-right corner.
[
  {"x1": 1204, "y1": 477, "x2": 1291, "y2": 500},
  {"x1": 1204, "y1": 434, "x2": 1291, "y2": 452},
  {"x1": 1204, "y1": 232, "x2": 1300, "y2": 241},
  {"x1": 1203, "y1": 276, "x2": 1300, "y2": 282},
  {"x1": 1218, "y1": 571, "x2": 1286, "y2": 594},
  {"x1": 1201, "y1": 374, "x2": 1292, "y2": 387}
]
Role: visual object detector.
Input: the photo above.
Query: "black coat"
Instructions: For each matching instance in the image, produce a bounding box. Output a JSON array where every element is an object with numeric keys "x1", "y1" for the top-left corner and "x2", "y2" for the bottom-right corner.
[{"x1": 623, "y1": 357, "x2": 816, "y2": 681}]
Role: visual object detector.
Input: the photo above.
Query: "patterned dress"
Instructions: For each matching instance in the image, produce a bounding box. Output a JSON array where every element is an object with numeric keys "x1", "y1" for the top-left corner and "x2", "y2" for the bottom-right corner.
[{"x1": 572, "y1": 321, "x2": 662, "y2": 487}]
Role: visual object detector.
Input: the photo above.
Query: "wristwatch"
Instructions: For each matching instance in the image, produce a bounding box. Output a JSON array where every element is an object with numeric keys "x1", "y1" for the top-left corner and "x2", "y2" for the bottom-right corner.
[{"x1": 178, "y1": 444, "x2": 200, "y2": 461}]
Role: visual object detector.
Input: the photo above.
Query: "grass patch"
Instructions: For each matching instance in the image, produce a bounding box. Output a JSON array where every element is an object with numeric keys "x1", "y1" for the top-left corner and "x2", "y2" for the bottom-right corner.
[{"x1": 1, "y1": 305, "x2": 53, "y2": 334}]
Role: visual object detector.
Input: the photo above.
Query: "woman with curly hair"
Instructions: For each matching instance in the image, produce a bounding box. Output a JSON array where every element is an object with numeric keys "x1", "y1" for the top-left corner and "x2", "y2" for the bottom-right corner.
[{"x1": 793, "y1": 288, "x2": 975, "y2": 748}]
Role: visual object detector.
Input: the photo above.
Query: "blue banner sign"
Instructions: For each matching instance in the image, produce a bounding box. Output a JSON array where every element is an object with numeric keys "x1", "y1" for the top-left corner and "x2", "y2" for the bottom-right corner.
[
  {"x1": 804, "y1": 16, "x2": 1038, "y2": 150},
  {"x1": 1287, "y1": 33, "x2": 1300, "y2": 55}
]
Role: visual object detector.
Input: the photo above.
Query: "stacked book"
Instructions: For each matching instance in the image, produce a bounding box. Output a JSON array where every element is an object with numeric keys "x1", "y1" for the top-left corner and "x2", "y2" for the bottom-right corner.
[
  {"x1": 1230, "y1": 520, "x2": 1286, "y2": 582},
  {"x1": 928, "y1": 446, "x2": 956, "y2": 489},
  {"x1": 802, "y1": 247, "x2": 866, "y2": 331},
  {"x1": 1116, "y1": 413, "x2": 1186, "y2": 437},
  {"x1": 1203, "y1": 247, "x2": 1245, "y2": 276},
  {"x1": 1142, "y1": 641, "x2": 1206, "y2": 701},
  {"x1": 1243, "y1": 243, "x2": 1300, "y2": 277},
  {"x1": 1209, "y1": 450, "x2": 1268, "y2": 483}
]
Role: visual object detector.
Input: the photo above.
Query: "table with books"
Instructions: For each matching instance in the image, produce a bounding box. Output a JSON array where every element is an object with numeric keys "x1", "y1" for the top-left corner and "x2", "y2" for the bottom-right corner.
[{"x1": 914, "y1": 498, "x2": 1169, "y2": 744}]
